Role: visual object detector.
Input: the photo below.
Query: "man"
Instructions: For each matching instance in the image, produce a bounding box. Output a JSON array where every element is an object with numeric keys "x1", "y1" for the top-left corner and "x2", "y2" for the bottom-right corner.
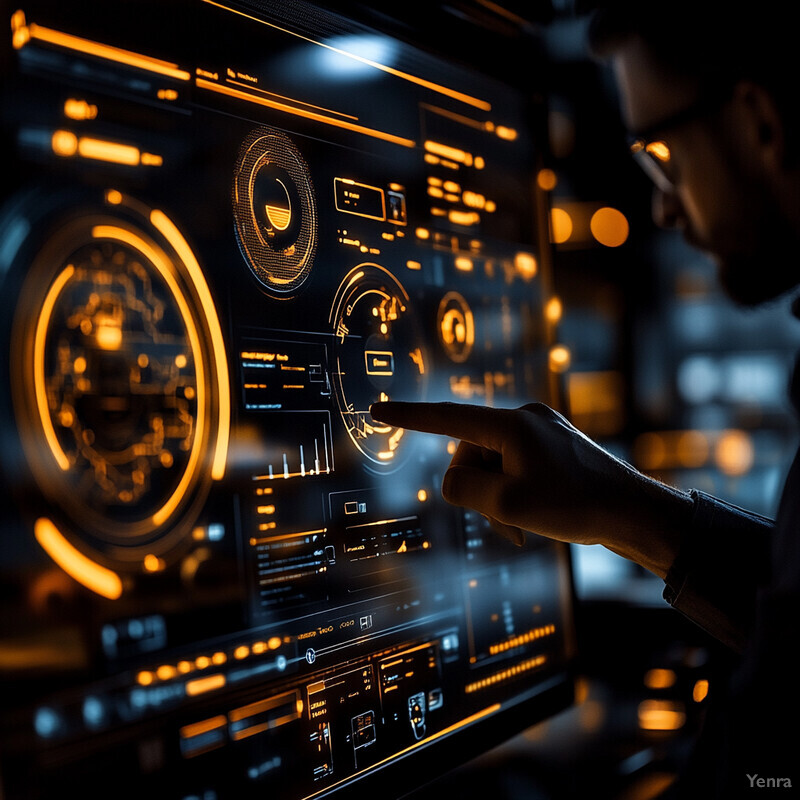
[{"x1": 372, "y1": 4, "x2": 800, "y2": 796}]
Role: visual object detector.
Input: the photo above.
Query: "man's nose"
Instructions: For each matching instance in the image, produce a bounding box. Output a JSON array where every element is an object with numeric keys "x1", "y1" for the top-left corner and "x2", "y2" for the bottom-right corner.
[{"x1": 651, "y1": 186, "x2": 685, "y2": 230}]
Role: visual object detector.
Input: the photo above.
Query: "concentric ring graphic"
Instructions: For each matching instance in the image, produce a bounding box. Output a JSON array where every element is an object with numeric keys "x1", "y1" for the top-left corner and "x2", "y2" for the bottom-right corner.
[
  {"x1": 10, "y1": 192, "x2": 229, "y2": 577},
  {"x1": 233, "y1": 127, "x2": 318, "y2": 295}
]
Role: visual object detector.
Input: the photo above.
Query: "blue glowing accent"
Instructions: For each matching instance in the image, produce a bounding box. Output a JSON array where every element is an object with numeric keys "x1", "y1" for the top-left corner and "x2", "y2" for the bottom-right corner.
[
  {"x1": 315, "y1": 36, "x2": 398, "y2": 80},
  {"x1": 34, "y1": 707, "x2": 60, "y2": 738},
  {"x1": 83, "y1": 696, "x2": 105, "y2": 728}
]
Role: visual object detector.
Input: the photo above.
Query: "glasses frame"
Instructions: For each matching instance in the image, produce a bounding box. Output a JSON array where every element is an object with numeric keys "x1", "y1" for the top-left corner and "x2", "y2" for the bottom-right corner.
[
  {"x1": 628, "y1": 136, "x2": 675, "y2": 192},
  {"x1": 627, "y1": 87, "x2": 733, "y2": 192}
]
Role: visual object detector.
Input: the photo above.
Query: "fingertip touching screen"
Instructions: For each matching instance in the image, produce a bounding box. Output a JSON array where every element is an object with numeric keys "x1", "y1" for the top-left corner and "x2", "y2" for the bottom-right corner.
[{"x1": 0, "y1": 1, "x2": 577, "y2": 797}]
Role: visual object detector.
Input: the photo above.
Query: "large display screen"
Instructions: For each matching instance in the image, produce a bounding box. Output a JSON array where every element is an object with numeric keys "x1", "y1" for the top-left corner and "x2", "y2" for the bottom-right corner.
[{"x1": 0, "y1": 1, "x2": 576, "y2": 797}]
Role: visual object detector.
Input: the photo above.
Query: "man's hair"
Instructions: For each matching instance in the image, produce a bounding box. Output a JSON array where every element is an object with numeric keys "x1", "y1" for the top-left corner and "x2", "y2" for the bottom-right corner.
[
  {"x1": 586, "y1": 3, "x2": 797, "y2": 135},
  {"x1": 587, "y1": 4, "x2": 789, "y2": 88}
]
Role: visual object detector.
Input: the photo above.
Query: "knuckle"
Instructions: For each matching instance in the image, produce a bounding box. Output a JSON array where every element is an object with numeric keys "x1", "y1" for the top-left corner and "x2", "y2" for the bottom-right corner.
[
  {"x1": 519, "y1": 401, "x2": 561, "y2": 422},
  {"x1": 517, "y1": 401, "x2": 573, "y2": 438},
  {"x1": 519, "y1": 401, "x2": 549, "y2": 415}
]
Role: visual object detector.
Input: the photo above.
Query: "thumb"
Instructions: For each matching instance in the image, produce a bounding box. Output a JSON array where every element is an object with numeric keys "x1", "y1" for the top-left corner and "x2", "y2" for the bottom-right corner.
[
  {"x1": 442, "y1": 464, "x2": 511, "y2": 521},
  {"x1": 484, "y1": 515, "x2": 526, "y2": 547}
]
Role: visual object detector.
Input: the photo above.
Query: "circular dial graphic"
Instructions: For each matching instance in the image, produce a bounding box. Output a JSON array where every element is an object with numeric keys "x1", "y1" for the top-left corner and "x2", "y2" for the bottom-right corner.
[
  {"x1": 437, "y1": 291, "x2": 475, "y2": 363},
  {"x1": 329, "y1": 264, "x2": 427, "y2": 468},
  {"x1": 233, "y1": 127, "x2": 317, "y2": 295},
  {"x1": 11, "y1": 202, "x2": 229, "y2": 563}
]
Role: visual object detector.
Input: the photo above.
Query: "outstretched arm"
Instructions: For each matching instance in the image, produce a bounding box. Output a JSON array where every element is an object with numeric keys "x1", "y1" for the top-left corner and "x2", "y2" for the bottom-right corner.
[{"x1": 370, "y1": 400, "x2": 694, "y2": 580}]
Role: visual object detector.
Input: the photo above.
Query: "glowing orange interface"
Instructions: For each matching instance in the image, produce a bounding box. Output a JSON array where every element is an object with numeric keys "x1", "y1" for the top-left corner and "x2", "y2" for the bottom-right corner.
[{"x1": 0, "y1": 2, "x2": 574, "y2": 797}]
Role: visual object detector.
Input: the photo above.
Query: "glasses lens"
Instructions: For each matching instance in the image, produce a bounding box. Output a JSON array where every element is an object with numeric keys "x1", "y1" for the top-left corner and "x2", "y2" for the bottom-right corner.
[{"x1": 630, "y1": 139, "x2": 674, "y2": 192}]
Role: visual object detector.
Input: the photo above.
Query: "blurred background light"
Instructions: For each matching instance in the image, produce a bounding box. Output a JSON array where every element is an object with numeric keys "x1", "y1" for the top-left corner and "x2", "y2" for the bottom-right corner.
[{"x1": 590, "y1": 206, "x2": 629, "y2": 248}]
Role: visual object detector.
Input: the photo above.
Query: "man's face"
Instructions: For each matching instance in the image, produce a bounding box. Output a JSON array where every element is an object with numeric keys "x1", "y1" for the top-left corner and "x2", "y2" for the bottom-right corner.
[{"x1": 612, "y1": 36, "x2": 799, "y2": 307}]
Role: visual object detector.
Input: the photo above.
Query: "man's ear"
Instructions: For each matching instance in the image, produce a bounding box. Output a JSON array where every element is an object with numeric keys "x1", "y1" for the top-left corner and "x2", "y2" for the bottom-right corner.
[{"x1": 730, "y1": 80, "x2": 789, "y2": 173}]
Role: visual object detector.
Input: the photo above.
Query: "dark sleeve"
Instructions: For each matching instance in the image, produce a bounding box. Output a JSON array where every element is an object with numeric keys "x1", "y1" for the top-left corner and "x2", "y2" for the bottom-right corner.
[{"x1": 662, "y1": 489, "x2": 774, "y2": 653}]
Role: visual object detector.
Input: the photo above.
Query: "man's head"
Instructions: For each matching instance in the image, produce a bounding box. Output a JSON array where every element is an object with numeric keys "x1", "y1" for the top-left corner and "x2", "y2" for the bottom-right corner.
[{"x1": 588, "y1": 3, "x2": 800, "y2": 306}]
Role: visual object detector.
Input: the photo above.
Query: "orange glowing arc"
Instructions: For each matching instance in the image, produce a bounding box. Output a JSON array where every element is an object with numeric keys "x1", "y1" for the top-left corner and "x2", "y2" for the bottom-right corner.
[
  {"x1": 150, "y1": 209, "x2": 231, "y2": 482},
  {"x1": 34, "y1": 264, "x2": 75, "y2": 472},
  {"x1": 35, "y1": 517, "x2": 123, "y2": 600}
]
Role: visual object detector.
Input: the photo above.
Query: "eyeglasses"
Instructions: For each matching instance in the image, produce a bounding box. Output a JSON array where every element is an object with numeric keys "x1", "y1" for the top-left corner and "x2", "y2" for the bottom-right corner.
[
  {"x1": 629, "y1": 136, "x2": 675, "y2": 192},
  {"x1": 627, "y1": 88, "x2": 731, "y2": 192}
]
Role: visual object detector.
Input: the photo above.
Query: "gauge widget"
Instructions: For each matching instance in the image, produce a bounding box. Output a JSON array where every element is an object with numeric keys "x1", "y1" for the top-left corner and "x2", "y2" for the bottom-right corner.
[{"x1": 329, "y1": 264, "x2": 427, "y2": 469}]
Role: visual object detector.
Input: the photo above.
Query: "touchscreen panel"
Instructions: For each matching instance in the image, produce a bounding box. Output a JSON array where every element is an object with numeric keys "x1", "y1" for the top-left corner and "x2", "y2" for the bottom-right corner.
[{"x1": 0, "y1": 2, "x2": 576, "y2": 797}]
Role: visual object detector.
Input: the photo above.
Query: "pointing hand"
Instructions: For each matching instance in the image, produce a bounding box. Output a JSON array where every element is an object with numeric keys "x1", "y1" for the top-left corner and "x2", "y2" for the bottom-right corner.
[{"x1": 370, "y1": 400, "x2": 692, "y2": 577}]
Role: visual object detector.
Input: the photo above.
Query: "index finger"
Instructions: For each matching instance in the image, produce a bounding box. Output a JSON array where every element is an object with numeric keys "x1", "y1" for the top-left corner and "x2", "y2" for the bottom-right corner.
[{"x1": 369, "y1": 401, "x2": 513, "y2": 452}]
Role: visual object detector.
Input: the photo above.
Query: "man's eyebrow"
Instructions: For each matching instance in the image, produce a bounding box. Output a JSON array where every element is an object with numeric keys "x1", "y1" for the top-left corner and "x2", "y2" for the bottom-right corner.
[
  {"x1": 626, "y1": 86, "x2": 735, "y2": 142},
  {"x1": 626, "y1": 124, "x2": 658, "y2": 141},
  {"x1": 626, "y1": 114, "x2": 681, "y2": 142}
]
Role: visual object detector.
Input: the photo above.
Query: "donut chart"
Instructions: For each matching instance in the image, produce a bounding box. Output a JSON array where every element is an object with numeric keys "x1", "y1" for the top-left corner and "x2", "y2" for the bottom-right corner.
[
  {"x1": 233, "y1": 127, "x2": 318, "y2": 295},
  {"x1": 437, "y1": 291, "x2": 475, "y2": 363}
]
